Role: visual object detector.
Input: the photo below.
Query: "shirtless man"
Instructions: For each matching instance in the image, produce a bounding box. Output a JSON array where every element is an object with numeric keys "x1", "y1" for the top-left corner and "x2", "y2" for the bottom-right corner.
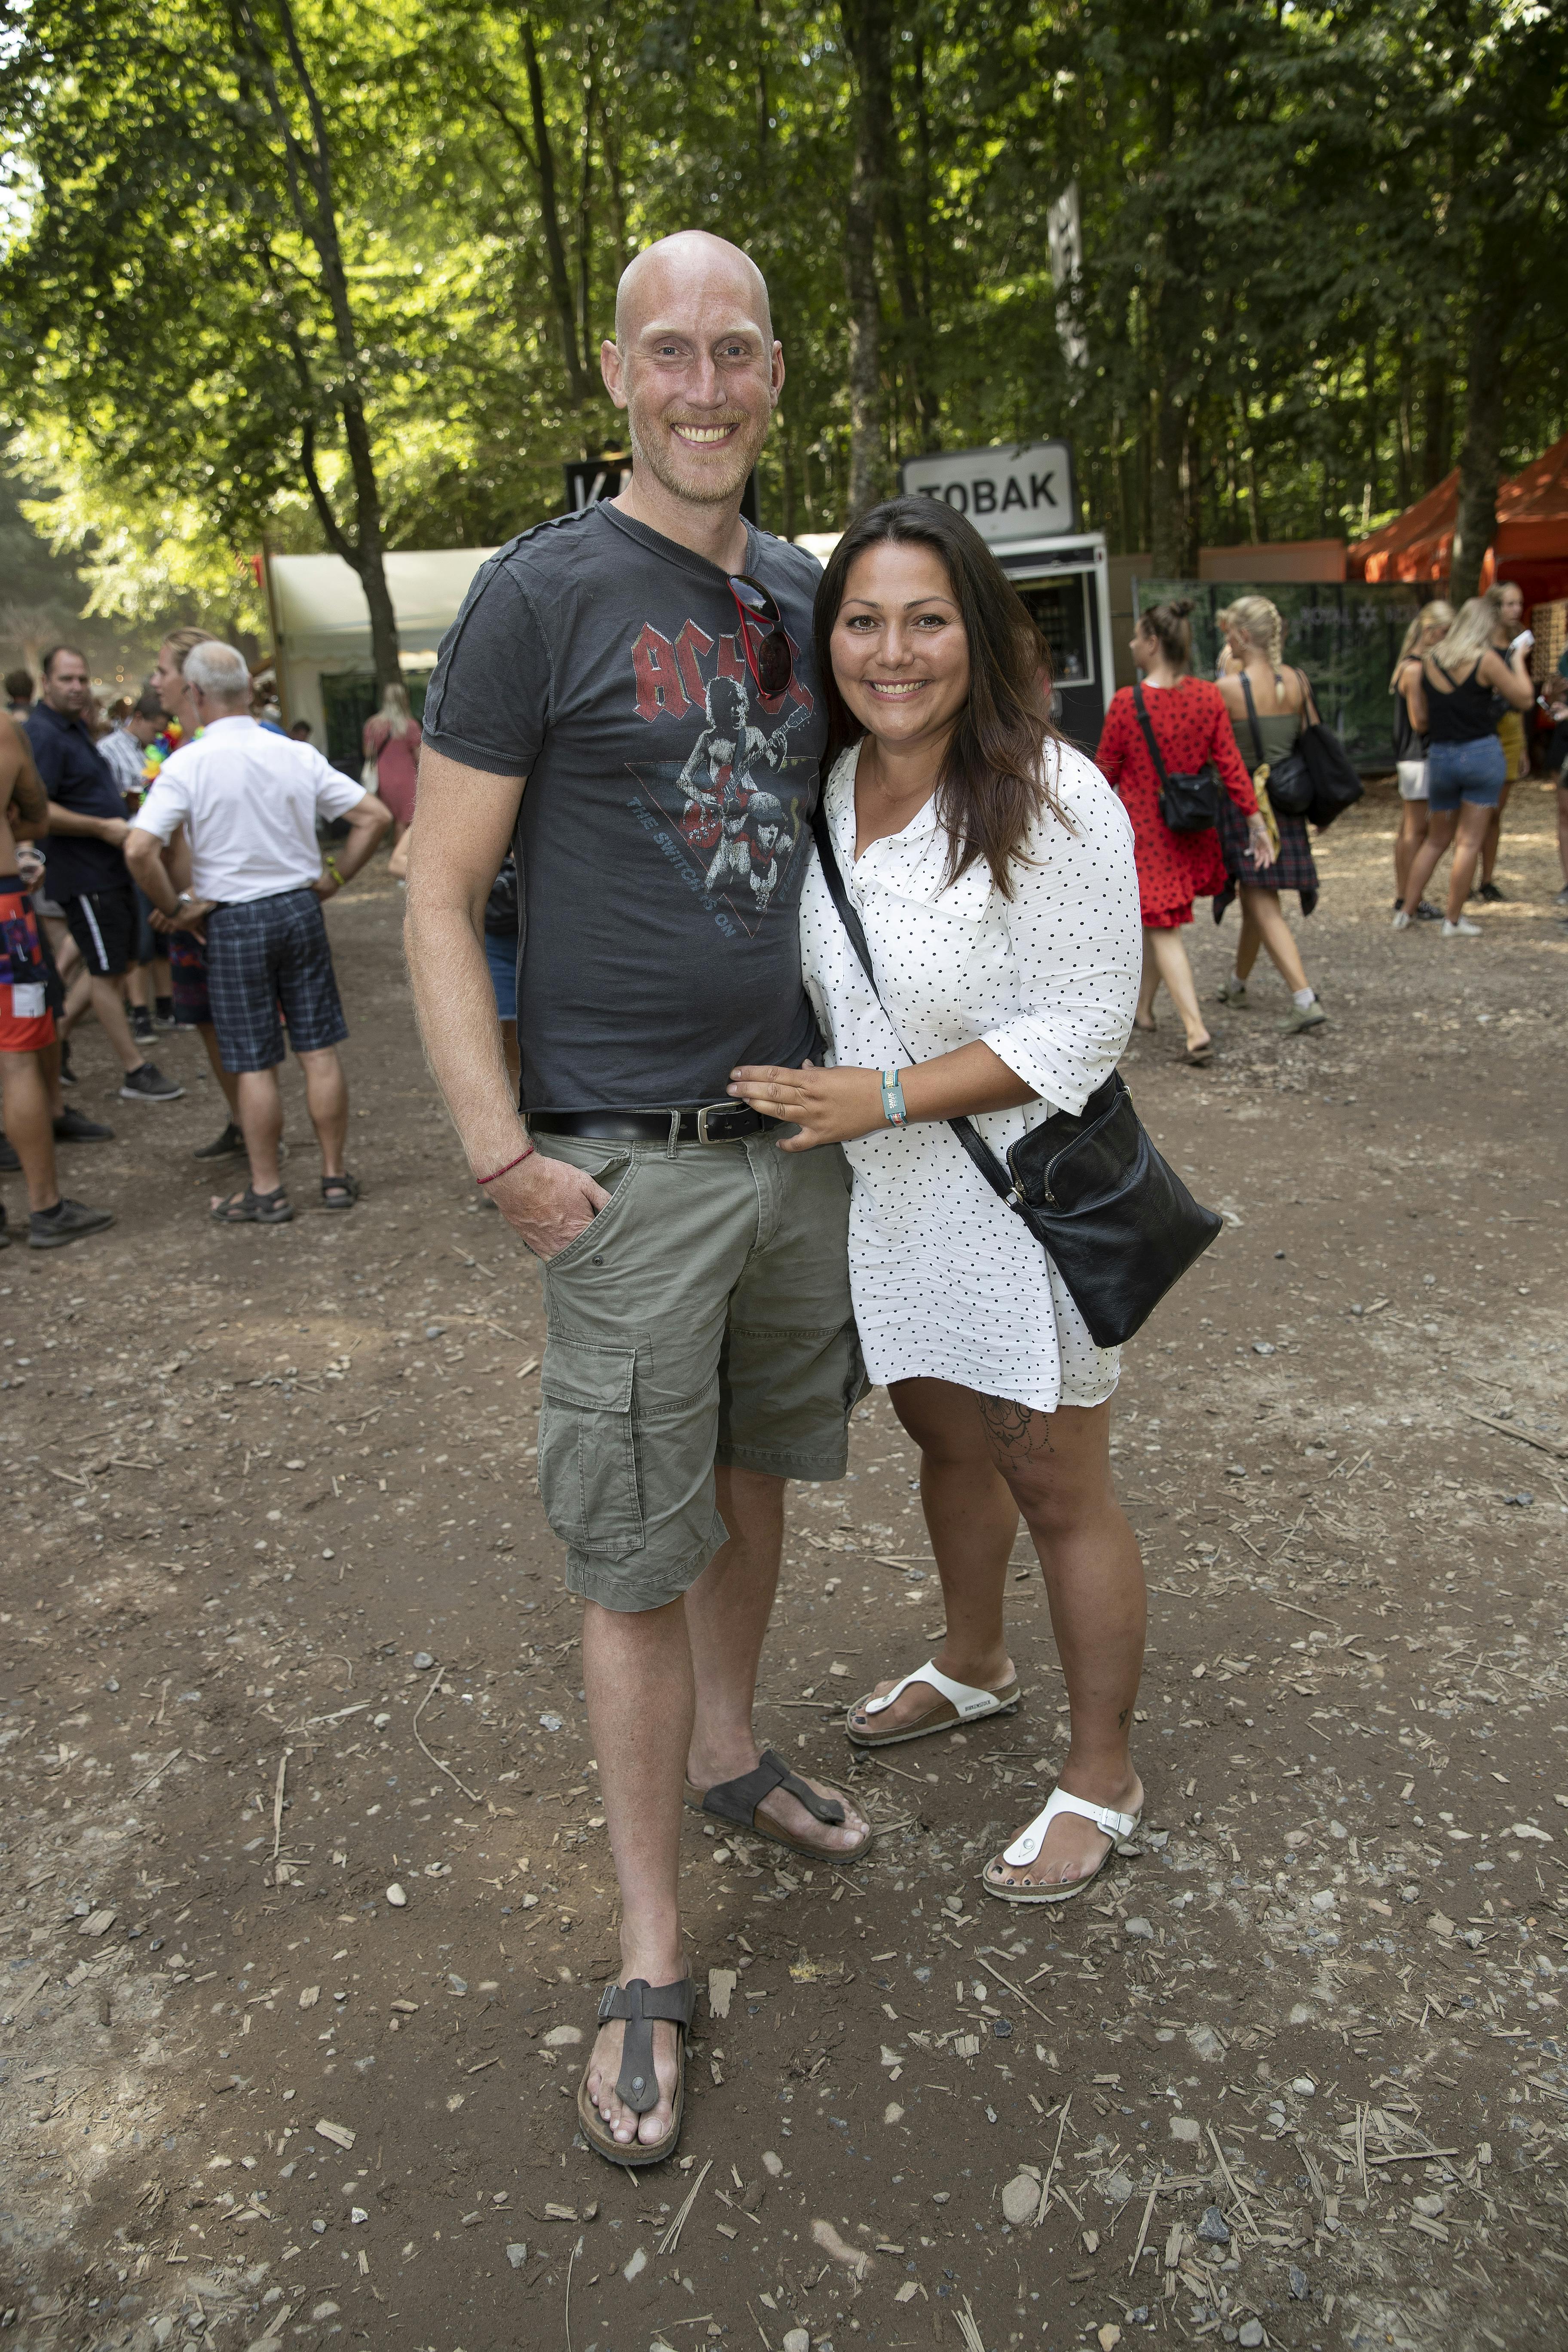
[{"x1": 0, "y1": 716, "x2": 115, "y2": 1248}]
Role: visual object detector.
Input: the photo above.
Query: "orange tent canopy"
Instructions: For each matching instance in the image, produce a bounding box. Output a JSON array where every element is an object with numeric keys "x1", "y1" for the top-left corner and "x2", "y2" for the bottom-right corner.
[{"x1": 1349, "y1": 432, "x2": 1568, "y2": 584}]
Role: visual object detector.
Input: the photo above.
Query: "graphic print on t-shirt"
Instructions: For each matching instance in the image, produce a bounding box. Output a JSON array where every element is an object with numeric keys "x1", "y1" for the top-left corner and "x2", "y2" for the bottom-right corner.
[{"x1": 626, "y1": 613, "x2": 817, "y2": 941}]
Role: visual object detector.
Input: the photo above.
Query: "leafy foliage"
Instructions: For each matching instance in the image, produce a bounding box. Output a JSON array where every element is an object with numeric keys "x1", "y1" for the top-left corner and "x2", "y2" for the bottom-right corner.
[{"x1": 1, "y1": 0, "x2": 1564, "y2": 649}]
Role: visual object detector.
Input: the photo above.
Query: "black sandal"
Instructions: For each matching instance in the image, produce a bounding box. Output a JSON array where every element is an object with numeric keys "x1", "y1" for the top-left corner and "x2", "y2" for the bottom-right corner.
[
  {"x1": 683, "y1": 1747, "x2": 873, "y2": 1861},
  {"x1": 576, "y1": 1975, "x2": 697, "y2": 2167},
  {"x1": 321, "y1": 1173, "x2": 360, "y2": 1210},
  {"x1": 209, "y1": 1185, "x2": 292, "y2": 1225}
]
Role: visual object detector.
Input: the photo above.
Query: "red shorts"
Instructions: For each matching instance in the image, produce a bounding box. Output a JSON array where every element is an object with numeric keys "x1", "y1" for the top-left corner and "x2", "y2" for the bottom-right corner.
[{"x1": 0, "y1": 881, "x2": 57, "y2": 1054}]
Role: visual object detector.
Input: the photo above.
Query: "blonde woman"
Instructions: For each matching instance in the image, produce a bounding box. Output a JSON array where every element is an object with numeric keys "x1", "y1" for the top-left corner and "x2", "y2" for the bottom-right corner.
[
  {"x1": 1213, "y1": 597, "x2": 1326, "y2": 1033},
  {"x1": 1396, "y1": 598, "x2": 1535, "y2": 935},
  {"x1": 1390, "y1": 600, "x2": 1452, "y2": 920},
  {"x1": 362, "y1": 683, "x2": 421, "y2": 877}
]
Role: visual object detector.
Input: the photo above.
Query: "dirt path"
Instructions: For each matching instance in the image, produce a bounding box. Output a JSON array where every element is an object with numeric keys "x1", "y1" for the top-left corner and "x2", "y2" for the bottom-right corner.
[{"x1": 2, "y1": 777, "x2": 1565, "y2": 2352}]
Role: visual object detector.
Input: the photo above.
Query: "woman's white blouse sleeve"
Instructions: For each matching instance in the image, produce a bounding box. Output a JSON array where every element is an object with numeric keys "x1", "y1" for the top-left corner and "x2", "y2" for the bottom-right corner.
[{"x1": 980, "y1": 746, "x2": 1142, "y2": 1115}]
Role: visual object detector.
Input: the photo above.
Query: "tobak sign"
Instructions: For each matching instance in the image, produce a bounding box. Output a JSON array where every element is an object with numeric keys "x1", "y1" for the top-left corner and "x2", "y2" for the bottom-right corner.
[{"x1": 900, "y1": 441, "x2": 1077, "y2": 543}]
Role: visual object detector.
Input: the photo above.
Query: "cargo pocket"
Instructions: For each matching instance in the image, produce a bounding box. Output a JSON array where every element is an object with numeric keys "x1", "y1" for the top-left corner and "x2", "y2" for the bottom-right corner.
[{"x1": 536, "y1": 1338, "x2": 643, "y2": 1562}]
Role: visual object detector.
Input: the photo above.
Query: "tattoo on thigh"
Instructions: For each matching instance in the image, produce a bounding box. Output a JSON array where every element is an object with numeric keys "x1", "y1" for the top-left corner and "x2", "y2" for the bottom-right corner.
[{"x1": 979, "y1": 1394, "x2": 1054, "y2": 1464}]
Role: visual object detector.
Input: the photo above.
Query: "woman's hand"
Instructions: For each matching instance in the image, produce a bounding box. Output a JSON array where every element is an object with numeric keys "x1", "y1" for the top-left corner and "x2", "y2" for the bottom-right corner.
[
  {"x1": 729, "y1": 1060, "x2": 887, "y2": 1152},
  {"x1": 1244, "y1": 813, "x2": 1273, "y2": 868}
]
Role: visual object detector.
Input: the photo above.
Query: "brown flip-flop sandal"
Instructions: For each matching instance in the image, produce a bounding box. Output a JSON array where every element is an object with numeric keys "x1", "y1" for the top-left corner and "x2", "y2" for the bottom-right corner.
[
  {"x1": 576, "y1": 1974, "x2": 697, "y2": 2168},
  {"x1": 684, "y1": 1747, "x2": 873, "y2": 1862}
]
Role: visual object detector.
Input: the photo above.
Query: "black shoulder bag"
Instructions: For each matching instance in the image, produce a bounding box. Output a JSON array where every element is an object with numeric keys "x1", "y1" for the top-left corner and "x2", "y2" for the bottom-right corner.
[
  {"x1": 1292, "y1": 668, "x2": 1364, "y2": 830},
  {"x1": 809, "y1": 802, "x2": 1222, "y2": 1349},
  {"x1": 1239, "y1": 671, "x2": 1313, "y2": 817},
  {"x1": 1131, "y1": 680, "x2": 1224, "y2": 833}
]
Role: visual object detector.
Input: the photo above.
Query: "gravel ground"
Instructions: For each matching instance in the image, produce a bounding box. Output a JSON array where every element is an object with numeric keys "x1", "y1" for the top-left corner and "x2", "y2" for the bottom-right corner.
[{"x1": 1, "y1": 774, "x2": 1565, "y2": 2352}]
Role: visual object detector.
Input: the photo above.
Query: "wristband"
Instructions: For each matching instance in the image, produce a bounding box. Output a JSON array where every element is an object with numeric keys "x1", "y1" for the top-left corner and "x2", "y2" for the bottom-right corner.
[
  {"x1": 880, "y1": 1068, "x2": 907, "y2": 1128},
  {"x1": 476, "y1": 1142, "x2": 535, "y2": 1187}
]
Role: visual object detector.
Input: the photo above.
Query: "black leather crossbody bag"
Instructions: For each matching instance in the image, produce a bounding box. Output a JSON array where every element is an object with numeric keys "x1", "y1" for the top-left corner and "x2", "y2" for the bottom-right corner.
[
  {"x1": 810, "y1": 802, "x2": 1222, "y2": 1348},
  {"x1": 1131, "y1": 680, "x2": 1224, "y2": 833}
]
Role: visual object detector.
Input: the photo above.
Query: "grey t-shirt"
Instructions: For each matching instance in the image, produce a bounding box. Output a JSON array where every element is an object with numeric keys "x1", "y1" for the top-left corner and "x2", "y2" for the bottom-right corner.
[{"x1": 421, "y1": 502, "x2": 827, "y2": 1112}]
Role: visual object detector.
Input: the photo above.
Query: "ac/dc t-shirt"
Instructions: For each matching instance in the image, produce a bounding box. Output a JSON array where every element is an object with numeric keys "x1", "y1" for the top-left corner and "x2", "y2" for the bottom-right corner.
[{"x1": 420, "y1": 501, "x2": 826, "y2": 1112}]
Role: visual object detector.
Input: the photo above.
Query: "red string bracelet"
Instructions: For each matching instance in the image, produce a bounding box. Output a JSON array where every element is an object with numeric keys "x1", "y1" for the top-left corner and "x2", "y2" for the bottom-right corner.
[{"x1": 476, "y1": 1142, "x2": 535, "y2": 1188}]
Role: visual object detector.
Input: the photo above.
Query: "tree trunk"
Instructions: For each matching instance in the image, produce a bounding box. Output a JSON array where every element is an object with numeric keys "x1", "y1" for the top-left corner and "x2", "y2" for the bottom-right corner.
[
  {"x1": 1149, "y1": 386, "x2": 1191, "y2": 576},
  {"x1": 842, "y1": 0, "x2": 886, "y2": 518},
  {"x1": 1420, "y1": 329, "x2": 1449, "y2": 491},
  {"x1": 235, "y1": 0, "x2": 402, "y2": 687},
  {"x1": 521, "y1": 22, "x2": 592, "y2": 406},
  {"x1": 1449, "y1": 240, "x2": 1516, "y2": 602}
]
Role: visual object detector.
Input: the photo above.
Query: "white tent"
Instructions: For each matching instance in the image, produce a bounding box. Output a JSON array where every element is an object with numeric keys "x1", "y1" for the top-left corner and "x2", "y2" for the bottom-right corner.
[{"x1": 265, "y1": 547, "x2": 497, "y2": 744}]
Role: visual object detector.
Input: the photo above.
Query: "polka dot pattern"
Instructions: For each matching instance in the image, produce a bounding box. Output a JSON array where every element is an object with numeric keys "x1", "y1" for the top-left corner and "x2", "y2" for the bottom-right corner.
[
  {"x1": 800, "y1": 740, "x2": 1142, "y2": 1415},
  {"x1": 1094, "y1": 677, "x2": 1259, "y2": 928}
]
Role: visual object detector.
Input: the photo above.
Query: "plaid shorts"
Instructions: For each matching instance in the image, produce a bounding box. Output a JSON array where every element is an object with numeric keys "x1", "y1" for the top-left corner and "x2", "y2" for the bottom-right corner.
[{"x1": 206, "y1": 888, "x2": 347, "y2": 1072}]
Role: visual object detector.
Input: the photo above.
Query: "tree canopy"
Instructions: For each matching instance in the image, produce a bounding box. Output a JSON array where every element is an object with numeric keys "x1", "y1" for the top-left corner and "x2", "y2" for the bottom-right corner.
[{"x1": 2, "y1": 0, "x2": 1565, "y2": 668}]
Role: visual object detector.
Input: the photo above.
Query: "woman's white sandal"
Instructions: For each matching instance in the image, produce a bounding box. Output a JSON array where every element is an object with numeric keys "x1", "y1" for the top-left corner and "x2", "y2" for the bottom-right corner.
[
  {"x1": 846, "y1": 1659, "x2": 1022, "y2": 1749},
  {"x1": 982, "y1": 1785, "x2": 1142, "y2": 1906}
]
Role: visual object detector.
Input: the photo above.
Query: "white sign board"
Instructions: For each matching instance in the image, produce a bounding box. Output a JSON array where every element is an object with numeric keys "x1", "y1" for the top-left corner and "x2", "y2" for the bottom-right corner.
[{"x1": 900, "y1": 441, "x2": 1076, "y2": 543}]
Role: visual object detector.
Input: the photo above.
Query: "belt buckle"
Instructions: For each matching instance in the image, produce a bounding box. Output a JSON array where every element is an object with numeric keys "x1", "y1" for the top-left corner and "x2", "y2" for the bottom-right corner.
[{"x1": 695, "y1": 1102, "x2": 736, "y2": 1145}]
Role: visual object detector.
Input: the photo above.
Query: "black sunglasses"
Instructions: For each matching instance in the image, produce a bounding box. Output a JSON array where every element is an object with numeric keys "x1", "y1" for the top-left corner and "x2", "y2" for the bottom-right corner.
[{"x1": 726, "y1": 573, "x2": 793, "y2": 699}]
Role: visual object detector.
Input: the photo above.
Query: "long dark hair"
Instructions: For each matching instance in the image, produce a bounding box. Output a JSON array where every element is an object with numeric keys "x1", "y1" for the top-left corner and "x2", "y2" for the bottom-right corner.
[{"x1": 814, "y1": 496, "x2": 1064, "y2": 896}]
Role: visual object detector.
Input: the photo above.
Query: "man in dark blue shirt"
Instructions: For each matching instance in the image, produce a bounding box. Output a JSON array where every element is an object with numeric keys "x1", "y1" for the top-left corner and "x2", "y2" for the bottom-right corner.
[{"x1": 25, "y1": 646, "x2": 181, "y2": 1101}]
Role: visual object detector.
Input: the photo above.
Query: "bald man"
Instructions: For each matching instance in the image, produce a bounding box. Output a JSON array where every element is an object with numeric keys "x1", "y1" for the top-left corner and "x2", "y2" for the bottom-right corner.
[{"x1": 406, "y1": 230, "x2": 869, "y2": 2165}]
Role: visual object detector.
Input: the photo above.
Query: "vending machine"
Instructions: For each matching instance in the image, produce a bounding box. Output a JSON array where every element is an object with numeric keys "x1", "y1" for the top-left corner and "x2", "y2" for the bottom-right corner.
[{"x1": 899, "y1": 441, "x2": 1115, "y2": 752}]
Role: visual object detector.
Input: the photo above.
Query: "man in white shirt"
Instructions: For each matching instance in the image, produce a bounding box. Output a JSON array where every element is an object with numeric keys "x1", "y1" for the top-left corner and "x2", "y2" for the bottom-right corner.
[{"x1": 126, "y1": 642, "x2": 391, "y2": 1224}]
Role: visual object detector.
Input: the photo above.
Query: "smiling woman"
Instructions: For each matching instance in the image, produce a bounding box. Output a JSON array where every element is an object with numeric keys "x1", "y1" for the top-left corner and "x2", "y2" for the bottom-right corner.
[{"x1": 730, "y1": 494, "x2": 1153, "y2": 1912}]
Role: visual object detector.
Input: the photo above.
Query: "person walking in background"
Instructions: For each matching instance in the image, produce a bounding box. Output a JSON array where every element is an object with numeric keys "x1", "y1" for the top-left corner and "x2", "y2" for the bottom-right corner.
[
  {"x1": 1474, "y1": 580, "x2": 1528, "y2": 903},
  {"x1": 0, "y1": 704, "x2": 115, "y2": 1249},
  {"x1": 1096, "y1": 599, "x2": 1270, "y2": 1066},
  {"x1": 730, "y1": 496, "x2": 1148, "y2": 1906},
  {"x1": 23, "y1": 645, "x2": 184, "y2": 1103},
  {"x1": 127, "y1": 642, "x2": 391, "y2": 1223},
  {"x1": 101, "y1": 685, "x2": 176, "y2": 1044},
  {"x1": 362, "y1": 683, "x2": 421, "y2": 881},
  {"x1": 1396, "y1": 598, "x2": 1536, "y2": 937},
  {"x1": 1390, "y1": 600, "x2": 1452, "y2": 922},
  {"x1": 1212, "y1": 597, "x2": 1328, "y2": 1033},
  {"x1": 5, "y1": 668, "x2": 34, "y2": 717}
]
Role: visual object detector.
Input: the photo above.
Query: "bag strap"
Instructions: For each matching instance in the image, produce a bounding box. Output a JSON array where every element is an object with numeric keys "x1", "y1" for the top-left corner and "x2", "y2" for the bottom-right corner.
[
  {"x1": 1239, "y1": 672, "x2": 1267, "y2": 772},
  {"x1": 1293, "y1": 667, "x2": 1322, "y2": 731},
  {"x1": 808, "y1": 794, "x2": 1017, "y2": 1210},
  {"x1": 1130, "y1": 680, "x2": 1173, "y2": 790}
]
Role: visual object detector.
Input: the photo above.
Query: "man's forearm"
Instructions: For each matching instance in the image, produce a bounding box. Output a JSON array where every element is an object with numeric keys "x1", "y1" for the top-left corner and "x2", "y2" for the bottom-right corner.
[
  {"x1": 46, "y1": 800, "x2": 119, "y2": 840},
  {"x1": 334, "y1": 799, "x2": 392, "y2": 884},
  {"x1": 126, "y1": 834, "x2": 178, "y2": 915},
  {"x1": 405, "y1": 893, "x2": 528, "y2": 1177}
]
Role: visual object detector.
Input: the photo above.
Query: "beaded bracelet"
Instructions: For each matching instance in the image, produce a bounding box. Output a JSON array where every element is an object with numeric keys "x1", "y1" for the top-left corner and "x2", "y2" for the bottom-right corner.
[{"x1": 476, "y1": 1142, "x2": 535, "y2": 1187}]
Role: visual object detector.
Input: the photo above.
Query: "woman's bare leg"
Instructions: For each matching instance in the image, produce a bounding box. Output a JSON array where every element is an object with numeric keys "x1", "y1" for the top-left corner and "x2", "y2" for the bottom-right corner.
[
  {"x1": 1238, "y1": 885, "x2": 1311, "y2": 996},
  {"x1": 1400, "y1": 808, "x2": 1457, "y2": 916},
  {"x1": 977, "y1": 1395, "x2": 1145, "y2": 1888},
  {"x1": 1134, "y1": 934, "x2": 1160, "y2": 1031},
  {"x1": 1394, "y1": 801, "x2": 1429, "y2": 901},
  {"x1": 1147, "y1": 928, "x2": 1211, "y2": 1052},
  {"x1": 1232, "y1": 895, "x2": 1262, "y2": 983},
  {"x1": 845, "y1": 1377, "x2": 1019, "y2": 1736},
  {"x1": 1446, "y1": 801, "x2": 1493, "y2": 920}
]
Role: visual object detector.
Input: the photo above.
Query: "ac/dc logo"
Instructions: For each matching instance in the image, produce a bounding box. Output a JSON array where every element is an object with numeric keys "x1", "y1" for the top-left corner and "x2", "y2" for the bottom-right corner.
[{"x1": 630, "y1": 619, "x2": 815, "y2": 725}]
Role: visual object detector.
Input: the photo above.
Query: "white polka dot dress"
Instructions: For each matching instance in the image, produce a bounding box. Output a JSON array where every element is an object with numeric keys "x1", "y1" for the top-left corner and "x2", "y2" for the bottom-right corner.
[{"x1": 800, "y1": 741, "x2": 1142, "y2": 1414}]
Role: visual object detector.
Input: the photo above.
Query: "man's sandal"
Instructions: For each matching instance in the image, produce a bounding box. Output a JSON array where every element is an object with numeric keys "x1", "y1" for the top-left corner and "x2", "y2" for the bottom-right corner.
[
  {"x1": 981, "y1": 1785, "x2": 1142, "y2": 1907},
  {"x1": 321, "y1": 1173, "x2": 360, "y2": 1210},
  {"x1": 209, "y1": 1186, "x2": 292, "y2": 1225},
  {"x1": 684, "y1": 1748, "x2": 873, "y2": 1862},
  {"x1": 847, "y1": 1660, "x2": 1023, "y2": 1749},
  {"x1": 576, "y1": 1975, "x2": 697, "y2": 2168}
]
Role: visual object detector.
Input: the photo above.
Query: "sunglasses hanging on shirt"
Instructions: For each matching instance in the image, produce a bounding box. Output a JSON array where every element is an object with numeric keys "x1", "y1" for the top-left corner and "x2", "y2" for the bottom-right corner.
[{"x1": 726, "y1": 573, "x2": 793, "y2": 699}]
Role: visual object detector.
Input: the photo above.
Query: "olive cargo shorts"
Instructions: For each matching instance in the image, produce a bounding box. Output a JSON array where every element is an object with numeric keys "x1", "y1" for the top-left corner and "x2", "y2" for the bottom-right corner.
[{"x1": 532, "y1": 1128, "x2": 863, "y2": 1612}]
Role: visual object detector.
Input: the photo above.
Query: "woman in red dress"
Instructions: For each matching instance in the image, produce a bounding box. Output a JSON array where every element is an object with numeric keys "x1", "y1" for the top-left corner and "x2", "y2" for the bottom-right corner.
[{"x1": 1096, "y1": 600, "x2": 1270, "y2": 1065}]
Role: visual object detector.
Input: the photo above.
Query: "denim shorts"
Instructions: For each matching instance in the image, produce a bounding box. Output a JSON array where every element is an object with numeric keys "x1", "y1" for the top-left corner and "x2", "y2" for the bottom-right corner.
[
  {"x1": 530, "y1": 1128, "x2": 862, "y2": 1612},
  {"x1": 1427, "y1": 735, "x2": 1506, "y2": 812}
]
